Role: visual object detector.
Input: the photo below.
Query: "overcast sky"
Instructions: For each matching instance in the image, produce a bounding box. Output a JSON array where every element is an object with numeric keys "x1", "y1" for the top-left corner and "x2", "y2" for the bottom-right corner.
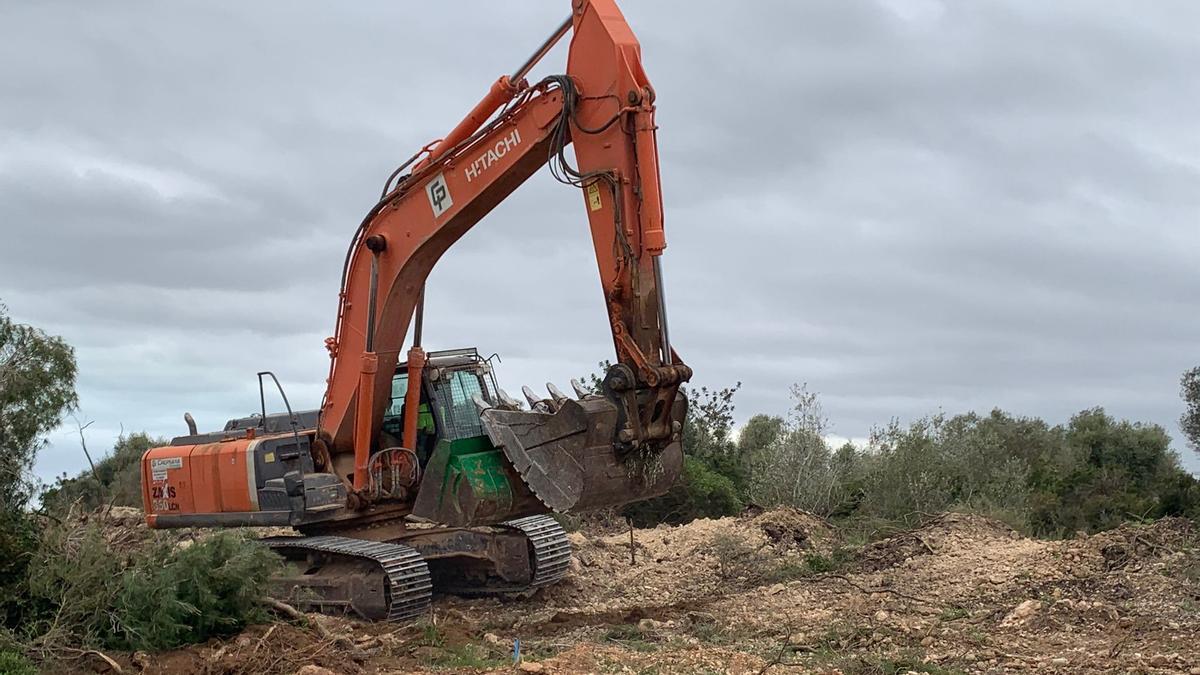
[{"x1": 2, "y1": 0, "x2": 1198, "y2": 481}]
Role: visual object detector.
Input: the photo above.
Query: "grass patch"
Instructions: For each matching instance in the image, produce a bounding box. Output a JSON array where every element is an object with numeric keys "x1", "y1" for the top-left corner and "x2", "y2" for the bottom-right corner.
[
  {"x1": 424, "y1": 643, "x2": 508, "y2": 670},
  {"x1": 856, "y1": 653, "x2": 965, "y2": 675},
  {"x1": 812, "y1": 622, "x2": 875, "y2": 652},
  {"x1": 603, "y1": 624, "x2": 658, "y2": 652},
  {"x1": 799, "y1": 547, "x2": 856, "y2": 575},
  {"x1": 412, "y1": 623, "x2": 509, "y2": 670},
  {"x1": 938, "y1": 606, "x2": 969, "y2": 622},
  {"x1": 802, "y1": 643, "x2": 964, "y2": 675},
  {"x1": 689, "y1": 621, "x2": 737, "y2": 645}
]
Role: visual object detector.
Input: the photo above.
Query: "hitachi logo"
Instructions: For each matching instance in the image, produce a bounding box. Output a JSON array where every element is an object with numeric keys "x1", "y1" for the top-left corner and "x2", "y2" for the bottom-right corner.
[{"x1": 464, "y1": 129, "x2": 521, "y2": 183}]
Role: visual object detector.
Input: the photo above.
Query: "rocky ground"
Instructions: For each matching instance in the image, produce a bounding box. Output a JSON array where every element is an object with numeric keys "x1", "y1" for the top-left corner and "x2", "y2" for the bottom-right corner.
[{"x1": 71, "y1": 508, "x2": 1200, "y2": 674}]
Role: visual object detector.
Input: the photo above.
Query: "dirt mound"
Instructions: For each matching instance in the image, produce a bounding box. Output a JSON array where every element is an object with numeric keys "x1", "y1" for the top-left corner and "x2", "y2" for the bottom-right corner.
[
  {"x1": 861, "y1": 512, "x2": 1019, "y2": 571},
  {"x1": 1080, "y1": 516, "x2": 1195, "y2": 570},
  {"x1": 751, "y1": 507, "x2": 835, "y2": 551},
  {"x1": 549, "y1": 508, "x2": 833, "y2": 611}
]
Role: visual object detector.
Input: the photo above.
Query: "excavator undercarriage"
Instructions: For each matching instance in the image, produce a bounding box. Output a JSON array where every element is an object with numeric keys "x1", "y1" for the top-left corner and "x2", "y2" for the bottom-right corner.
[{"x1": 266, "y1": 514, "x2": 571, "y2": 621}]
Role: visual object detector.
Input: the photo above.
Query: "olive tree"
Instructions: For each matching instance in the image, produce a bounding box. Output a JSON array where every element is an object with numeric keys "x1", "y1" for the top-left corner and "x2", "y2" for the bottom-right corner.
[{"x1": 1182, "y1": 367, "x2": 1200, "y2": 454}]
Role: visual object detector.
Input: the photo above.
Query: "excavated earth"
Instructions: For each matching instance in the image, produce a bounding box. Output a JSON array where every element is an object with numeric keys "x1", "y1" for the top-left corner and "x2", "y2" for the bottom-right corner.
[{"x1": 70, "y1": 508, "x2": 1200, "y2": 674}]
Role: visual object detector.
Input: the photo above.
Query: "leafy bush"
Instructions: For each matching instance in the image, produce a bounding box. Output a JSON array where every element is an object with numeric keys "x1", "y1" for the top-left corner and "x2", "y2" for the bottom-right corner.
[
  {"x1": 855, "y1": 410, "x2": 1047, "y2": 528},
  {"x1": 116, "y1": 532, "x2": 279, "y2": 650},
  {"x1": 740, "y1": 385, "x2": 862, "y2": 515},
  {"x1": 0, "y1": 305, "x2": 78, "y2": 512},
  {"x1": 1028, "y1": 409, "x2": 1199, "y2": 535},
  {"x1": 0, "y1": 305, "x2": 78, "y2": 632},
  {"x1": 654, "y1": 378, "x2": 1198, "y2": 540},
  {"x1": 26, "y1": 525, "x2": 279, "y2": 652},
  {"x1": 588, "y1": 362, "x2": 1197, "y2": 540},
  {"x1": 0, "y1": 512, "x2": 43, "y2": 631}
]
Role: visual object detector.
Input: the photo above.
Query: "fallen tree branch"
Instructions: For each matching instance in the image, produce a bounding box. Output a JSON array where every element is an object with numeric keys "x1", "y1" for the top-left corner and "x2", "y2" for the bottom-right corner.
[
  {"x1": 813, "y1": 574, "x2": 932, "y2": 605},
  {"x1": 83, "y1": 649, "x2": 123, "y2": 674},
  {"x1": 261, "y1": 598, "x2": 331, "y2": 639}
]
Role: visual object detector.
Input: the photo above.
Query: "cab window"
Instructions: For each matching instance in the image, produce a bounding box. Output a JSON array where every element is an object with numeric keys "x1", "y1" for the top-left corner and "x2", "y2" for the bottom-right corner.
[
  {"x1": 386, "y1": 373, "x2": 408, "y2": 418},
  {"x1": 433, "y1": 369, "x2": 488, "y2": 441}
]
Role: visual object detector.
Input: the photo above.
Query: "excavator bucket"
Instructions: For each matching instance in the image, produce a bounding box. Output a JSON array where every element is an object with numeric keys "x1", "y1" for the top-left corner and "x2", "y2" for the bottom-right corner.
[{"x1": 479, "y1": 392, "x2": 687, "y2": 513}]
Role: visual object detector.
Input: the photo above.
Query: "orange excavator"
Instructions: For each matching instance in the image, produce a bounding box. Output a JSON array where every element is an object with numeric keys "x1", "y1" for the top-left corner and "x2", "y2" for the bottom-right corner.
[{"x1": 140, "y1": 0, "x2": 690, "y2": 620}]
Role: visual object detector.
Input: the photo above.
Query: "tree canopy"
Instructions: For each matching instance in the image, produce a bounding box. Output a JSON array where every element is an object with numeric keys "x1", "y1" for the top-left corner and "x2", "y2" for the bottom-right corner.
[
  {"x1": 0, "y1": 304, "x2": 77, "y2": 510},
  {"x1": 1181, "y1": 366, "x2": 1200, "y2": 454}
]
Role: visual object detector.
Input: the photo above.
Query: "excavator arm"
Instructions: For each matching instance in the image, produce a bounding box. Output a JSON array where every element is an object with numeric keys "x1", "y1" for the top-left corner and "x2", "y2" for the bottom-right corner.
[{"x1": 318, "y1": 0, "x2": 691, "y2": 507}]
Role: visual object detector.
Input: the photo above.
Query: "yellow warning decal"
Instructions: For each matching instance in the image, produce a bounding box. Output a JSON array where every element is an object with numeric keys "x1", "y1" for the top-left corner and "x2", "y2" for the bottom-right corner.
[
  {"x1": 586, "y1": 182, "x2": 603, "y2": 211},
  {"x1": 264, "y1": 452, "x2": 276, "y2": 463}
]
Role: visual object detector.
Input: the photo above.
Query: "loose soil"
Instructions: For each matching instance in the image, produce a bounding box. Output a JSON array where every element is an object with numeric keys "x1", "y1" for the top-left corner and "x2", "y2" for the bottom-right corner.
[{"x1": 60, "y1": 509, "x2": 1200, "y2": 674}]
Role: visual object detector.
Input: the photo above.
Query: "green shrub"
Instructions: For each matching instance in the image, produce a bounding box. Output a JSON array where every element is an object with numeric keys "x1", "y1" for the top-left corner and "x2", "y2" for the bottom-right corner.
[
  {"x1": 1028, "y1": 409, "x2": 1199, "y2": 536},
  {"x1": 24, "y1": 520, "x2": 126, "y2": 648},
  {"x1": 0, "y1": 649, "x2": 37, "y2": 675},
  {"x1": 116, "y1": 532, "x2": 279, "y2": 650},
  {"x1": 27, "y1": 525, "x2": 279, "y2": 652},
  {"x1": 0, "y1": 511, "x2": 44, "y2": 631}
]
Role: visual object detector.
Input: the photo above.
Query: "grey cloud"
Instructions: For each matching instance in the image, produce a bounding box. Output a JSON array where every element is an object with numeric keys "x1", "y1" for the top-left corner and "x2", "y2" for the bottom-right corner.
[{"x1": 1, "y1": 0, "x2": 1197, "y2": 480}]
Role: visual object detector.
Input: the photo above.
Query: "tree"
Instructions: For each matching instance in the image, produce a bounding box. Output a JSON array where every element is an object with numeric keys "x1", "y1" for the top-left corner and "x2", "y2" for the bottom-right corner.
[
  {"x1": 1181, "y1": 367, "x2": 1200, "y2": 454},
  {"x1": 1031, "y1": 408, "x2": 1189, "y2": 534},
  {"x1": 0, "y1": 304, "x2": 78, "y2": 511},
  {"x1": 738, "y1": 385, "x2": 850, "y2": 515},
  {"x1": 0, "y1": 303, "x2": 77, "y2": 629}
]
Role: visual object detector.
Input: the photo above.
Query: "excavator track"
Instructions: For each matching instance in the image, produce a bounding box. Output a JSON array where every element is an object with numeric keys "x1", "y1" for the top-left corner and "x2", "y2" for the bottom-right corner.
[
  {"x1": 430, "y1": 514, "x2": 571, "y2": 597},
  {"x1": 502, "y1": 514, "x2": 572, "y2": 588},
  {"x1": 264, "y1": 535, "x2": 432, "y2": 622}
]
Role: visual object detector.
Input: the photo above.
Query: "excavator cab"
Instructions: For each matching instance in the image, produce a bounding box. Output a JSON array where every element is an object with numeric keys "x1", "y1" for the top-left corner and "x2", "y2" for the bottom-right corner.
[{"x1": 371, "y1": 348, "x2": 534, "y2": 525}]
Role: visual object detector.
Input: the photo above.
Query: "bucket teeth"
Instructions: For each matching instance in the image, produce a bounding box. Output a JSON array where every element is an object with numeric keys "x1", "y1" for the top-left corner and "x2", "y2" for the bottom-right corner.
[
  {"x1": 547, "y1": 382, "x2": 570, "y2": 404},
  {"x1": 522, "y1": 385, "x2": 554, "y2": 413},
  {"x1": 570, "y1": 378, "x2": 591, "y2": 399},
  {"x1": 498, "y1": 388, "x2": 523, "y2": 410}
]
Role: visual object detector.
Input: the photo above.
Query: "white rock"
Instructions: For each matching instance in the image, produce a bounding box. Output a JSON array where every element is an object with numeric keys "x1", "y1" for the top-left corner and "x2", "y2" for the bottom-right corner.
[
  {"x1": 483, "y1": 632, "x2": 505, "y2": 647},
  {"x1": 295, "y1": 666, "x2": 338, "y2": 675},
  {"x1": 1000, "y1": 600, "x2": 1042, "y2": 627}
]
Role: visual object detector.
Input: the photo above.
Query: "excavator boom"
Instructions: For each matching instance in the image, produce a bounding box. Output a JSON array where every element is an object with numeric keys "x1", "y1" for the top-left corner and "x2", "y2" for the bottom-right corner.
[{"x1": 315, "y1": 0, "x2": 691, "y2": 514}]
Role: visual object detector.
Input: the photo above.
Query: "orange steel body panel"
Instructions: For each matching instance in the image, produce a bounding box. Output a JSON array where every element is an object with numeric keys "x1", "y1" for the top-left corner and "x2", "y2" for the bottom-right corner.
[
  {"x1": 141, "y1": 439, "x2": 256, "y2": 527},
  {"x1": 320, "y1": 91, "x2": 565, "y2": 454}
]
